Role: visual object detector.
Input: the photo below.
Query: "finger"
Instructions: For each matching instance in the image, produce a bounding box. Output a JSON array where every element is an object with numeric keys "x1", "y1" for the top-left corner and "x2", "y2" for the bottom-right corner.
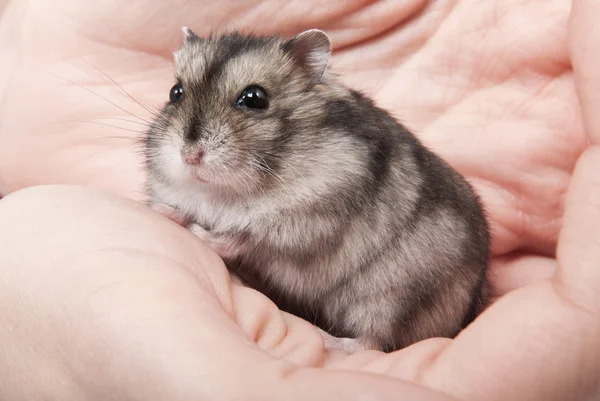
[
  {"x1": 487, "y1": 253, "x2": 557, "y2": 299},
  {"x1": 230, "y1": 283, "x2": 326, "y2": 367},
  {"x1": 569, "y1": 0, "x2": 600, "y2": 143},
  {"x1": 323, "y1": 337, "x2": 451, "y2": 381},
  {"x1": 555, "y1": 146, "x2": 600, "y2": 313},
  {"x1": 277, "y1": 366, "x2": 458, "y2": 401}
]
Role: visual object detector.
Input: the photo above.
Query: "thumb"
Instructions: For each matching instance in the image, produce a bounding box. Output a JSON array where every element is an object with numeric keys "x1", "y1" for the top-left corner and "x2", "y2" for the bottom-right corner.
[
  {"x1": 555, "y1": 146, "x2": 600, "y2": 314},
  {"x1": 552, "y1": 146, "x2": 600, "y2": 400},
  {"x1": 569, "y1": 0, "x2": 600, "y2": 144}
]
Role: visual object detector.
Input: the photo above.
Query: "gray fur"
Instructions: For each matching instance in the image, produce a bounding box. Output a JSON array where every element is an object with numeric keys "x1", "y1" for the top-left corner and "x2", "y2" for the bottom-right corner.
[{"x1": 144, "y1": 28, "x2": 490, "y2": 352}]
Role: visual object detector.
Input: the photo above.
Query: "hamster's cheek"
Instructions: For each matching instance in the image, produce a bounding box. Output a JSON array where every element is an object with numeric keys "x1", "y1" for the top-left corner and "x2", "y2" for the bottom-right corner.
[{"x1": 155, "y1": 140, "x2": 189, "y2": 185}]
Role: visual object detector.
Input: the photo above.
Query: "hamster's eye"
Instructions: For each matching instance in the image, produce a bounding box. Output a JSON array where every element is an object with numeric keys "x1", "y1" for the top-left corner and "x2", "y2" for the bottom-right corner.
[
  {"x1": 236, "y1": 86, "x2": 269, "y2": 110},
  {"x1": 169, "y1": 83, "x2": 184, "y2": 104}
]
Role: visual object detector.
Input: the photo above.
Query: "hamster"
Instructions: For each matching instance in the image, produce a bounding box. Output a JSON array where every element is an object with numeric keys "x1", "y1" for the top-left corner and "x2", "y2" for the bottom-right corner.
[{"x1": 144, "y1": 28, "x2": 490, "y2": 353}]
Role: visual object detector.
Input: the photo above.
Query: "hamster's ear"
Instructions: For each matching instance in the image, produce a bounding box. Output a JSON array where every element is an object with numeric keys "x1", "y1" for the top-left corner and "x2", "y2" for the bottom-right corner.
[
  {"x1": 284, "y1": 29, "x2": 331, "y2": 86},
  {"x1": 181, "y1": 26, "x2": 198, "y2": 42},
  {"x1": 181, "y1": 26, "x2": 200, "y2": 43},
  {"x1": 174, "y1": 26, "x2": 201, "y2": 64}
]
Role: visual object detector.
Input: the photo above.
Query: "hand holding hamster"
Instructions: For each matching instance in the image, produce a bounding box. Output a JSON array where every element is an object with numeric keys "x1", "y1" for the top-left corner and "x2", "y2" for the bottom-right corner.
[
  {"x1": 2, "y1": 1, "x2": 597, "y2": 399},
  {"x1": 145, "y1": 28, "x2": 490, "y2": 352}
]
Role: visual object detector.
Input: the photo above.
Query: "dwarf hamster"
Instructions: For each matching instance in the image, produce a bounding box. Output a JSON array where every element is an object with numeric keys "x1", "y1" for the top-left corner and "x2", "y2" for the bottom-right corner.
[{"x1": 144, "y1": 28, "x2": 490, "y2": 352}]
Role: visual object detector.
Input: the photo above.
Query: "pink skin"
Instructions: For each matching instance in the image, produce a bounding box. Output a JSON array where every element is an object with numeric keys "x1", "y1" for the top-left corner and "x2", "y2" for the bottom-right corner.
[
  {"x1": 1, "y1": 0, "x2": 600, "y2": 400},
  {"x1": 151, "y1": 203, "x2": 189, "y2": 226}
]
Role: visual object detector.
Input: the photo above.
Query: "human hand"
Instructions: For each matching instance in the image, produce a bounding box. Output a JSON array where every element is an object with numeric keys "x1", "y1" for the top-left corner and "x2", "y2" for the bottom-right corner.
[
  {"x1": 0, "y1": 0, "x2": 599, "y2": 400},
  {"x1": 0, "y1": 184, "x2": 456, "y2": 401}
]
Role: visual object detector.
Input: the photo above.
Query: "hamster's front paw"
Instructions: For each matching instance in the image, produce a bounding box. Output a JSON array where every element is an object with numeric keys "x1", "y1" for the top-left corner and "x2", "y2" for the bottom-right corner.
[
  {"x1": 317, "y1": 328, "x2": 368, "y2": 354},
  {"x1": 188, "y1": 222, "x2": 219, "y2": 243},
  {"x1": 188, "y1": 222, "x2": 238, "y2": 258},
  {"x1": 151, "y1": 203, "x2": 189, "y2": 226}
]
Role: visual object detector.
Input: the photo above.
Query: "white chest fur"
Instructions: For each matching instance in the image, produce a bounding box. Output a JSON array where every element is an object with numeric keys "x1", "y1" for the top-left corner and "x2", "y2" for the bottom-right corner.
[{"x1": 153, "y1": 180, "x2": 272, "y2": 235}]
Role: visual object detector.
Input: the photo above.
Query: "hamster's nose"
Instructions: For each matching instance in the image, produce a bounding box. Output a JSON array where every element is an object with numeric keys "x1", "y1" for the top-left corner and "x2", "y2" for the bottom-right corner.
[{"x1": 182, "y1": 150, "x2": 205, "y2": 165}]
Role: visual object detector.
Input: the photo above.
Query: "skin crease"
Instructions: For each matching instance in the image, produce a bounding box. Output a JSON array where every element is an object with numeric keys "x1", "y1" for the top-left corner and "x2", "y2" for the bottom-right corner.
[{"x1": 0, "y1": 0, "x2": 598, "y2": 399}]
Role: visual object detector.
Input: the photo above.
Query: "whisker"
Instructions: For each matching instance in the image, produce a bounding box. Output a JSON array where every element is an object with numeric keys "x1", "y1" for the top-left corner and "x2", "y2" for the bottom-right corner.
[
  {"x1": 233, "y1": 148, "x2": 308, "y2": 193},
  {"x1": 42, "y1": 70, "x2": 154, "y2": 125},
  {"x1": 220, "y1": 162, "x2": 247, "y2": 195},
  {"x1": 58, "y1": 120, "x2": 146, "y2": 135},
  {"x1": 230, "y1": 119, "x2": 263, "y2": 134},
  {"x1": 219, "y1": 153, "x2": 264, "y2": 197},
  {"x1": 214, "y1": 148, "x2": 292, "y2": 189},
  {"x1": 103, "y1": 117, "x2": 152, "y2": 127},
  {"x1": 244, "y1": 160, "x2": 270, "y2": 198},
  {"x1": 74, "y1": 55, "x2": 162, "y2": 119},
  {"x1": 256, "y1": 153, "x2": 322, "y2": 200},
  {"x1": 249, "y1": 157, "x2": 297, "y2": 200},
  {"x1": 258, "y1": 152, "x2": 313, "y2": 184},
  {"x1": 237, "y1": 166, "x2": 257, "y2": 195},
  {"x1": 254, "y1": 155, "x2": 290, "y2": 183}
]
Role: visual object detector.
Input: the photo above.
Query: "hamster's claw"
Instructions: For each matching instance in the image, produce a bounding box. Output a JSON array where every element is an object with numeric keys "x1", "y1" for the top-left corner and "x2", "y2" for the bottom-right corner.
[
  {"x1": 317, "y1": 328, "x2": 369, "y2": 354},
  {"x1": 188, "y1": 223, "x2": 241, "y2": 259},
  {"x1": 188, "y1": 222, "x2": 221, "y2": 245},
  {"x1": 151, "y1": 203, "x2": 189, "y2": 226}
]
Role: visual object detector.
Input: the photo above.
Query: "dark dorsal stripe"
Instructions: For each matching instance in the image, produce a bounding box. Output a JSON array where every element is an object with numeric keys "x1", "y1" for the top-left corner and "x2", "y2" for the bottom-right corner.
[{"x1": 202, "y1": 33, "x2": 276, "y2": 89}]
